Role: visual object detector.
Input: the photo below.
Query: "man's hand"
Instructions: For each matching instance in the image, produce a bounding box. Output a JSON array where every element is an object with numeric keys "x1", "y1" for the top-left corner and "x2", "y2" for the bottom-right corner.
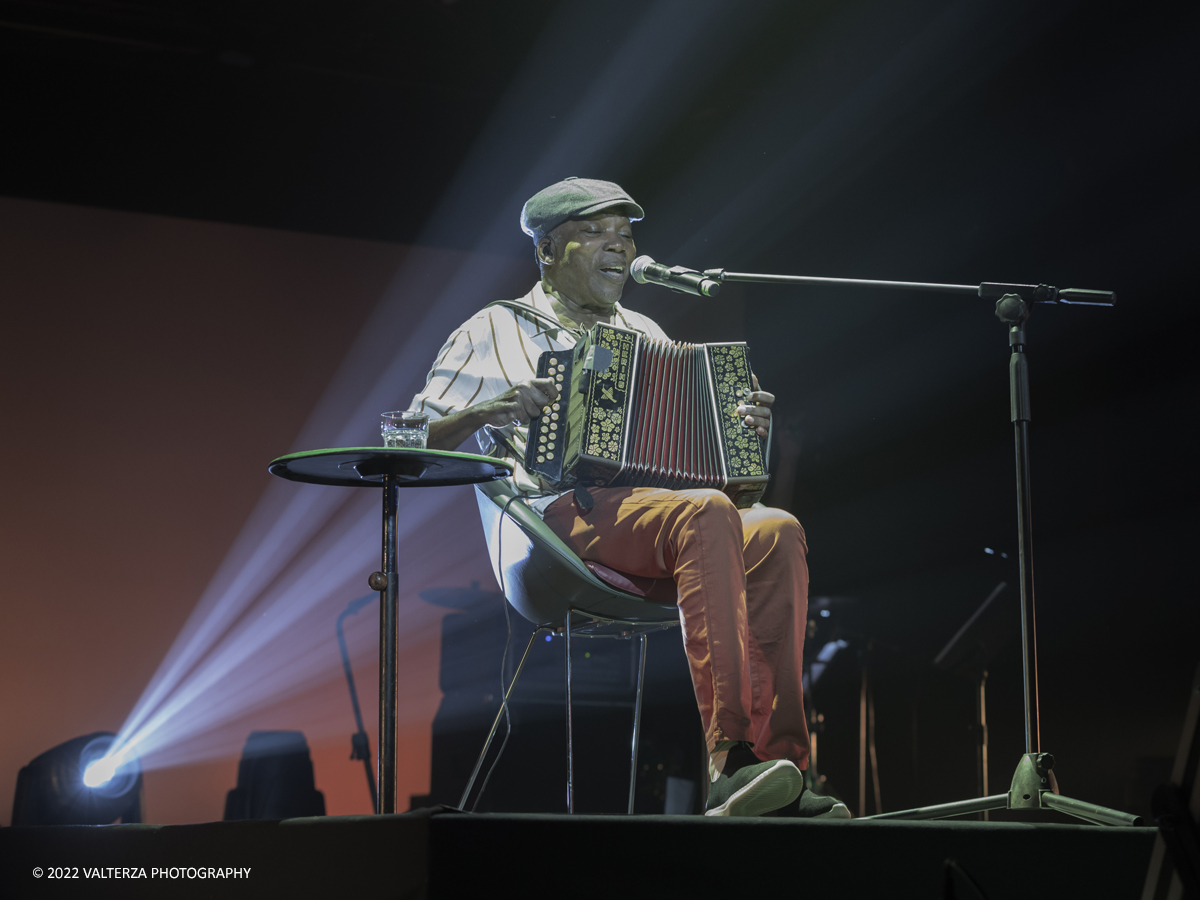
[
  {"x1": 736, "y1": 374, "x2": 774, "y2": 438},
  {"x1": 477, "y1": 378, "x2": 561, "y2": 427},
  {"x1": 426, "y1": 377, "x2": 561, "y2": 451}
]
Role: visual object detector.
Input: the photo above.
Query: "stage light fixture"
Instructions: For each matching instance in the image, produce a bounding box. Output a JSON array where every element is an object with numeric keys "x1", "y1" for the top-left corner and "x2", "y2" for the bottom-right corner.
[
  {"x1": 11, "y1": 732, "x2": 143, "y2": 826},
  {"x1": 83, "y1": 753, "x2": 120, "y2": 788},
  {"x1": 223, "y1": 731, "x2": 325, "y2": 821}
]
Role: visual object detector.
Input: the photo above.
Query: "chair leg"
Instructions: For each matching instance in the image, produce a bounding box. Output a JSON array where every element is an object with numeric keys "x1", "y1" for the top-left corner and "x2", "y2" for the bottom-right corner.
[
  {"x1": 459, "y1": 626, "x2": 547, "y2": 811},
  {"x1": 628, "y1": 633, "x2": 648, "y2": 815},
  {"x1": 565, "y1": 608, "x2": 574, "y2": 814}
]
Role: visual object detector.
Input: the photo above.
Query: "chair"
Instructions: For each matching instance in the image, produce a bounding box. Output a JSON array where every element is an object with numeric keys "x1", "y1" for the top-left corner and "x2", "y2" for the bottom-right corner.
[{"x1": 460, "y1": 478, "x2": 681, "y2": 814}]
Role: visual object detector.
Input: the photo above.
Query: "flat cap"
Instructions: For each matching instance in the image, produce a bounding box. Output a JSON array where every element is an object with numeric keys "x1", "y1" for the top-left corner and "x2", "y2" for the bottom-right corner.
[{"x1": 520, "y1": 176, "x2": 644, "y2": 240}]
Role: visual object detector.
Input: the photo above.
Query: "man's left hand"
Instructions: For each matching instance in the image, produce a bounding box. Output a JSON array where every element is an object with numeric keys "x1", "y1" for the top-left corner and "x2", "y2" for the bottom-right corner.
[{"x1": 737, "y1": 374, "x2": 774, "y2": 438}]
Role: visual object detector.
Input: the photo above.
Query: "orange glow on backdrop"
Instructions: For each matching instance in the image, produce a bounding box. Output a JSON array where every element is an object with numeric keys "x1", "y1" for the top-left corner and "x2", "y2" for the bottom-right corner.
[{"x1": 0, "y1": 196, "x2": 511, "y2": 824}]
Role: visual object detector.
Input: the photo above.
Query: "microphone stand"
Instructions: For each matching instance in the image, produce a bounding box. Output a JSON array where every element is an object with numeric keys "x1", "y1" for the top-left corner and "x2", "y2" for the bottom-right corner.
[
  {"x1": 337, "y1": 593, "x2": 379, "y2": 814},
  {"x1": 703, "y1": 267, "x2": 1139, "y2": 826}
]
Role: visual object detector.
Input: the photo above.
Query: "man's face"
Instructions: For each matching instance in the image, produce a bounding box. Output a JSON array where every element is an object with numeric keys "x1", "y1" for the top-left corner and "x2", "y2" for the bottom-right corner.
[{"x1": 542, "y1": 211, "x2": 636, "y2": 310}]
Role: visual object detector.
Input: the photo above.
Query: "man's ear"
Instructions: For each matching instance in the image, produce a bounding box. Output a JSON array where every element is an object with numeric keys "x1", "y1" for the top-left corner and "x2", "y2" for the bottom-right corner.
[{"x1": 537, "y1": 236, "x2": 555, "y2": 266}]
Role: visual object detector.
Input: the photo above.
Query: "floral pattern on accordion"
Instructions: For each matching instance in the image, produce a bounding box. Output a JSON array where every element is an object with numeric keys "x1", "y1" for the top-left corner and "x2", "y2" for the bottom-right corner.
[
  {"x1": 709, "y1": 344, "x2": 767, "y2": 479},
  {"x1": 583, "y1": 326, "x2": 636, "y2": 462}
]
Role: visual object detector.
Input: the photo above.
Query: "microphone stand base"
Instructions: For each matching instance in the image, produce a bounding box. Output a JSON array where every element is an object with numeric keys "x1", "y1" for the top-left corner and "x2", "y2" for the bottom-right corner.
[{"x1": 862, "y1": 753, "x2": 1143, "y2": 827}]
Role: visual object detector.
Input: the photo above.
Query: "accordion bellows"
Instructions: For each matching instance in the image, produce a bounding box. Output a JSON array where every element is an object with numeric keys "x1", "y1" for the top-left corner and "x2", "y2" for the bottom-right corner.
[{"x1": 525, "y1": 323, "x2": 770, "y2": 506}]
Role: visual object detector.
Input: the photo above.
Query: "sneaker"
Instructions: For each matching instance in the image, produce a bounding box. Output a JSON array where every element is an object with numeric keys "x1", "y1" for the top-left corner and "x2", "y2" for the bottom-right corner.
[
  {"x1": 704, "y1": 742, "x2": 803, "y2": 817},
  {"x1": 762, "y1": 784, "x2": 852, "y2": 819}
]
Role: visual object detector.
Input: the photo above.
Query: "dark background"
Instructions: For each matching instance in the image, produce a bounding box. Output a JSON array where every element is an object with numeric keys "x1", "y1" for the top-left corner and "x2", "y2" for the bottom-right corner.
[{"x1": 1, "y1": 0, "x2": 1196, "y2": 820}]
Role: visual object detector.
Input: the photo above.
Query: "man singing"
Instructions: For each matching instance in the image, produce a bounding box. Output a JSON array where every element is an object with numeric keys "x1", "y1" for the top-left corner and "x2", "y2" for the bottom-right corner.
[{"x1": 413, "y1": 177, "x2": 848, "y2": 819}]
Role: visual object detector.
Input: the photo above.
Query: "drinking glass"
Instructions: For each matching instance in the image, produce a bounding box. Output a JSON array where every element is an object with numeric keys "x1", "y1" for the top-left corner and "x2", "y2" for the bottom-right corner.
[{"x1": 381, "y1": 410, "x2": 429, "y2": 449}]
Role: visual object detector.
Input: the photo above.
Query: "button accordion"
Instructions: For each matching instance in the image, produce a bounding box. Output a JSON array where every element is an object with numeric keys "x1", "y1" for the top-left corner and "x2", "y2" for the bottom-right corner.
[{"x1": 525, "y1": 323, "x2": 770, "y2": 507}]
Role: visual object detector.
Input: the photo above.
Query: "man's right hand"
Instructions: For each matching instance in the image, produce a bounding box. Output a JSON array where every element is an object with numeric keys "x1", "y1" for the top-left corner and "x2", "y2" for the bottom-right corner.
[
  {"x1": 477, "y1": 378, "x2": 561, "y2": 427},
  {"x1": 427, "y1": 377, "x2": 561, "y2": 450}
]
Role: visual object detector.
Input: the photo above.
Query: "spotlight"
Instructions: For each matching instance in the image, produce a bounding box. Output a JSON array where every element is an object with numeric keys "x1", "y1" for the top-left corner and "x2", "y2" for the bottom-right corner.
[
  {"x1": 223, "y1": 731, "x2": 325, "y2": 820},
  {"x1": 83, "y1": 755, "x2": 119, "y2": 788},
  {"x1": 11, "y1": 732, "x2": 143, "y2": 826},
  {"x1": 82, "y1": 760, "x2": 111, "y2": 788}
]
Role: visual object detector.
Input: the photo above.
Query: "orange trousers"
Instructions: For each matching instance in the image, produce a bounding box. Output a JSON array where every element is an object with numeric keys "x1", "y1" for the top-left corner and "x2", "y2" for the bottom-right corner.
[{"x1": 543, "y1": 487, "x2": 811, "y2": 767}]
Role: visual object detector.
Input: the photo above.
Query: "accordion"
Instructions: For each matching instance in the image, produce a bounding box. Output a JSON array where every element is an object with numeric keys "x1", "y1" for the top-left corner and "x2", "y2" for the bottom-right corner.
[{"x1": 525, "y1": 323, "x2": 770, "y2": 506}]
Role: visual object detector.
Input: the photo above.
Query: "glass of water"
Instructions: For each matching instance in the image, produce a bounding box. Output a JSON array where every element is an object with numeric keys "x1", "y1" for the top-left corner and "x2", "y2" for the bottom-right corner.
[{"x1": 381, "y1": 410, "x2": 429, "y2": 449}]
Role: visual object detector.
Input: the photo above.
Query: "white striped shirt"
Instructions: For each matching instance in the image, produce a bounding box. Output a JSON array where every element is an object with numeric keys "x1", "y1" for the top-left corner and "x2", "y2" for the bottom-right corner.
[{"x1": 410, "y1": 280, "x2": 670, "y2": 514}]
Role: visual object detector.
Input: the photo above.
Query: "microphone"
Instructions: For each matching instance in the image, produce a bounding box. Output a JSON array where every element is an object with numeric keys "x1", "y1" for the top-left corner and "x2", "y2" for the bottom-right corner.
[{"x1": 630, "y1": 255, "x2": 722, "y2": 298}]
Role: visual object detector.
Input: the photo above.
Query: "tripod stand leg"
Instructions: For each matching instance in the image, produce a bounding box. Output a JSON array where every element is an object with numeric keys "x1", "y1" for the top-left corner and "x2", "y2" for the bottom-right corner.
[
  {"x1": 865, "y1": 794, "x2": 1010, "y2": 821},
  {"x1": 1043, "y1": 792, "x2": 1143, "y2": 827}
]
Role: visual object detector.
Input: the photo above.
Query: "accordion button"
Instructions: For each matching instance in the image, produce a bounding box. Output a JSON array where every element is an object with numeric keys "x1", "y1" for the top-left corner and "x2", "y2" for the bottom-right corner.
[
  {"x1": 537, "y1": 455, "x2": 545, "y2": 463},
  {"x1": 551, "y1": 412, "x2": 559, "y2": 421},
  {"x1": 547, "y1": 441, "x2": 555, "y2": 449},
  {"x1": 546, "y1": 452, "x2": 555, "y2": 459},
  {"x1": 552, "y1": 402, "x2": 561, "y2": 411},
  {"x1": 549, "y1": 422, "x2": 558, "y2": 431},
  {"x1": 542, "y1": 406, "x2": 551, "y2": 415},
  {"x1": 550, "y1": 358, "x2": 559, "y2": 366}
]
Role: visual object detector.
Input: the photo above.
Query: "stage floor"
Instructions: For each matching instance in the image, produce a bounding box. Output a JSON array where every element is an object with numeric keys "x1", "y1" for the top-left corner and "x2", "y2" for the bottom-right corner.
[{"x1": 1, "y1": 808, "x2": 1155, "y2": 899}]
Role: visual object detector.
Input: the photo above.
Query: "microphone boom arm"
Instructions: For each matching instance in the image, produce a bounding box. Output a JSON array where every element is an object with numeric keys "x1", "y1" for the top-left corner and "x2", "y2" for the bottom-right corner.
[{"x1": 702, "y1": 269, "x2": 1115, "y2": 306}]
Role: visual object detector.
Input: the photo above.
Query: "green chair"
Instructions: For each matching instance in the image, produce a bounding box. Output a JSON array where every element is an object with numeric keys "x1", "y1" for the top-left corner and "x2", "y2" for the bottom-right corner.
[{"x1": 461, "y1": 478, "x2": 681, "y2": 814}]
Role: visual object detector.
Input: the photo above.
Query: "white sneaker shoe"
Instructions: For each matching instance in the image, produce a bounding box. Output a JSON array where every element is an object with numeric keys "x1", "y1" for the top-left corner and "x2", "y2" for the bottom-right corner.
[
  {"x1": 704, "y1": 742, "x2": 803, "y2": 817},
  {"x1": 764, "y1": 785, "x2": 852, "y2": 819}
]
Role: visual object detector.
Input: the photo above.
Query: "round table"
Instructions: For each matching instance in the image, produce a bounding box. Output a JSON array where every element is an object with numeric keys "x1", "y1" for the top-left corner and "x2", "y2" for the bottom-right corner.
[{"x1": 269, "y1": 448, "x2": 512, "y2": 814}]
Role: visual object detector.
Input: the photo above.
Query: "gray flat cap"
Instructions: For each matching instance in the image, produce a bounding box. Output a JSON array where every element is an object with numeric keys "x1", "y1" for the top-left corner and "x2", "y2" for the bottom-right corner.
[{"x1": 520, "y1": 176, "x2": 644, "y2": 240}]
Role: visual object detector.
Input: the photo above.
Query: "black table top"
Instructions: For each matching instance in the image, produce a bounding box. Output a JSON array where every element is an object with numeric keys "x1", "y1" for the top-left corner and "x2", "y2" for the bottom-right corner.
[{"x1": 268, "y1": 447, "x2": 513, "y2": 488}]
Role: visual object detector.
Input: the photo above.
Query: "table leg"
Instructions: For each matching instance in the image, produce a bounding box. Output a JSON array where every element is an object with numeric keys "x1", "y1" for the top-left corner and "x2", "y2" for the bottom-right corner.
[{"x1": 378, "y1": 474, "x2": 399, "y2": 814}]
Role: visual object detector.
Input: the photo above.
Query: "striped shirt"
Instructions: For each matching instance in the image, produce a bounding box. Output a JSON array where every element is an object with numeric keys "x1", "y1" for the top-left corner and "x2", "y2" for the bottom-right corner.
[{"x1": 410, "y1": 280, "x2": 671, "y2": 514}]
